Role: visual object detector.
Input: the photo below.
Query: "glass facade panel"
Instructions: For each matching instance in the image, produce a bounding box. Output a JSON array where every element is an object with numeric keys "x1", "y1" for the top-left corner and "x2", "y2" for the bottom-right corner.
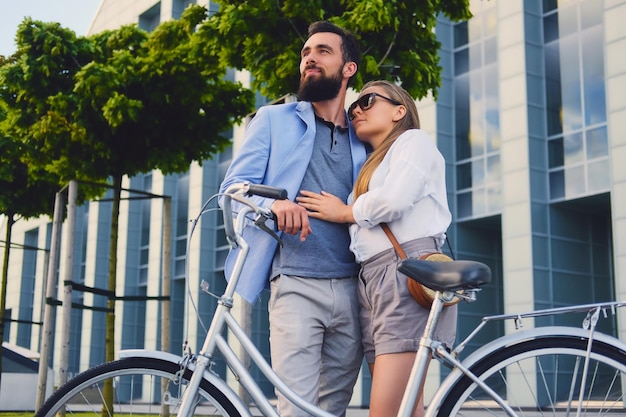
[
  {"x1": 484, "y1": 65, "x2": 500, "y2": 153},
  {"x1": 559, "y1": 35, "x2": 582, "y2": 132},
  {"x1": 545, "y1": 42, "x2": 563, "y2": 136},
  {"x1": 487, "y1": 155, "x2": 500, "y2": 183},
  {"x1": 484, "y1": 37, "x2": 497, "y2": 65},
  {"x1": 544, "y1": 0, "x2": 607, "y2": 202},
  {"x1": 457, "y1": 162, "x2": 472, "y2": 190},
  {"x1": 453, "y1": 5, "x2": 500, "y2": 220},
  {"x1": 543, "y1": 12, "x2": 559, "y2": 42},
  {"x1": 483, "y1": 6, "x2": 497, "y2": 37},
  {"x1": 455, "y1": 49, "x2": 469, "y2": 75},
  {"x1": 469, "y1": 43, "x2": 482, "y2": 71},
  {"x1": 543, "y1": 0, "x2": 557, "y2": 13},
  {"x1": 586, "y1": 126, "x2": 608, "y2": 159},
  {"x1": 564, "y1": 165, "x2": 585, "y2": 196},
  {"x1": 487, "y1": 183, "x2": 501, "y2": 213},
  {"x1": 472, "y1": 159, "x2": 485, "y2": 188},
  {"x1": 558, "y1": 3, "x2": 579, "y2": 38},
  {"x1": 550, "y1": 170, "x2": 565, "y2": 200},
  {"x1": 548, "y1": 137, "x2": 564, "y2": 168},
  {"x1": 470, "y1": 71, "x2": 484, "y2": 158},
  {"x1": 454, "y1": 21, "x2": 468, "y2": 47},
  {"x1": 588, "y1": 160, "x2": 610, "y2": 193},
  {"x1": 580, "y1": 0, "x2": 603, "y2": 29},
  {"x1": 457, "y1": 192, "x2": 472, "y2": 218},
  {"x1": 582, "y1": 26, "x2": 606, "y2": 125},
  {"x1": 563, "y1": 132, "x2": 583, "y2": 165},
  {"x1": 455, "y1": 75, "x2": 471, "y2": 160}
]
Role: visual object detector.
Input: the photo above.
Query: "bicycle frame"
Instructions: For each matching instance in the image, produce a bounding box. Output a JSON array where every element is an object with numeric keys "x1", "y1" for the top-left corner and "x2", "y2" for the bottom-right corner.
[
  {"x1": 177, "y1": 189, "x2": 338, "y2": 417},
  {"x1": 176, "y1": 185, "x2": 626, "y2": 417},
  {"x1": 35, "y1": 184, "x2": 626, "y2": 417},
  {"x1": 424, "y1": 302, "x2": 626, "y2": 417}
]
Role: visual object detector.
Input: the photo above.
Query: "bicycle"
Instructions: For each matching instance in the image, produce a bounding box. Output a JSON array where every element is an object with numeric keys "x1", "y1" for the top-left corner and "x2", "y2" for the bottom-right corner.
[{"x1": 35, "y1": 182, "x2": 626, "y2": 417}]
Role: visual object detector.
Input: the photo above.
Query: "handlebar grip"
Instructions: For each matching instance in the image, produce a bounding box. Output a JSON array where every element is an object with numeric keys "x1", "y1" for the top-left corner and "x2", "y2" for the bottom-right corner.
[{"x1": 247, "y1": 184, "x2": 288, "y2": 200}]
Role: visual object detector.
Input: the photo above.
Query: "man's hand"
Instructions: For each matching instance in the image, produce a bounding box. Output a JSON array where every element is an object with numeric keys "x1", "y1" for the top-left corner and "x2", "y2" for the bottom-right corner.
[{"x1": 271, "y1": 199, "x2": 313, "y2": 242}]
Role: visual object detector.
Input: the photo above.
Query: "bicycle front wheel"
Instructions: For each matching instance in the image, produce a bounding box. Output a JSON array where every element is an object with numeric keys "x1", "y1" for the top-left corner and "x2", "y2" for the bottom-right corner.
[
  {"x1": 35, "y1": 356, "x2": 244, "y2": 417},
  {"x1": 437, "y1": 335, "x2": 626, "y2": 416}
]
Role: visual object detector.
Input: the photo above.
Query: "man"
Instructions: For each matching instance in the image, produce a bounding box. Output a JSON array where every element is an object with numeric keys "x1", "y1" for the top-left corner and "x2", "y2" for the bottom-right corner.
[{"x1": 220, "y1": 21, "x2": 366, "y2": 417}]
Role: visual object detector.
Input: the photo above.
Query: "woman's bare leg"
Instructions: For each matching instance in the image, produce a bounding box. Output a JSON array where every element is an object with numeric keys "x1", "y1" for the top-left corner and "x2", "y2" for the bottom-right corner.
[{"x1": 369, "y1": 352, "x2": 424, "y2": 417}]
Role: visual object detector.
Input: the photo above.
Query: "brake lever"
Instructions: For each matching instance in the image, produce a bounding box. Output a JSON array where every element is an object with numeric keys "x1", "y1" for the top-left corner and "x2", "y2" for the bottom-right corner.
[{"x1": 254, "y1": 212, "x2": 283, "y2": 248}]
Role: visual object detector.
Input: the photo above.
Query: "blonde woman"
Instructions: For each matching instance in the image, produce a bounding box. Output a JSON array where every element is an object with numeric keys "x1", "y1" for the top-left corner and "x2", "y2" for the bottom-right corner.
[{"x1": 297, "y1": 80, "x2": 456, "y2": 417}]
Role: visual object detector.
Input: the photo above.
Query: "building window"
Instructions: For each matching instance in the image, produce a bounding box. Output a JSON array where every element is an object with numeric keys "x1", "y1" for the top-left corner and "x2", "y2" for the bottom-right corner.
[
  {"x1": 139, "y1": 3, "x2": 161, "y2": 32},
  {"x1": 454, "y1": 1, "x2": 501, "y2": 220},
  {"x1": 544, "y1": 0, "x2": 608, "y2": 201}
]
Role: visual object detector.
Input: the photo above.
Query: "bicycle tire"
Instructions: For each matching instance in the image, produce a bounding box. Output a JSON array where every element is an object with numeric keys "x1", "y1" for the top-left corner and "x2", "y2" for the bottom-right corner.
[
  {"x1": 437, "y1": 335, "x2": 626, "y2": 416},
  {"x1": 35, "y1": 356, "x2": 243, "y2": 417}
]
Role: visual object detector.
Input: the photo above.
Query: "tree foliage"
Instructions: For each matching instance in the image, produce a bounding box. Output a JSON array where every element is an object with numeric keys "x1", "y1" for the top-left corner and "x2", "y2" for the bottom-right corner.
[
  {"x1": 202, "y1": 0, "x2": 471, "y2": 100},
  {"x1": 0, "y1": 5, "x2": 254, "y2": 187},
  {"x1": 0, "y1": 5, "x2": 256, "y2": 397}
]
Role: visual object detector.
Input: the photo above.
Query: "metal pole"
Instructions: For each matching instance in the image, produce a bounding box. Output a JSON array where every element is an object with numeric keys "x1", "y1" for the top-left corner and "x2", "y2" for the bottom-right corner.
[
  {"x1": 35, "y1": 189, "x2": 66, "y2": 410},
  {"x1": 161, "y1": 197, "x2": 171, "y2": 417},
  {"x1": 59, "y1": 181, "x2": 77, "y2": 389}
]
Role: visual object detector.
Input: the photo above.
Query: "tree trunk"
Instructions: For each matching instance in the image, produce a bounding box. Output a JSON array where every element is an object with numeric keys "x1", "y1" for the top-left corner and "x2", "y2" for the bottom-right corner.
[
  {"x1": 0, "y1": 213, "x2": 15, "y2": 391},
  {"x1": 102, "y1": 173, "x2": 122, "y2": 416}
]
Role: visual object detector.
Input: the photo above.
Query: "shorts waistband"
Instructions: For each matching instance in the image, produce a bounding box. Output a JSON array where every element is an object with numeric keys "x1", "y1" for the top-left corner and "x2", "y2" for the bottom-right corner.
[{"x1": 361, "y1": 237, "x2": 439, "y2": 268}]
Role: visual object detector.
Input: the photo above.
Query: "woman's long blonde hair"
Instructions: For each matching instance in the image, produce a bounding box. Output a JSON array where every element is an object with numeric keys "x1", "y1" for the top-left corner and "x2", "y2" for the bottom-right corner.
[{"x1": 353, "y1": 80, "x2": 421, "y2": 198}]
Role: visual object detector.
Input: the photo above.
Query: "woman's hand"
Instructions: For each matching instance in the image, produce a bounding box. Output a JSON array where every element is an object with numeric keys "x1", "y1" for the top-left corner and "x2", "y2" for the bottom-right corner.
[{"x1": 297, "y1": 190, "x2": 355, "y2": 224}]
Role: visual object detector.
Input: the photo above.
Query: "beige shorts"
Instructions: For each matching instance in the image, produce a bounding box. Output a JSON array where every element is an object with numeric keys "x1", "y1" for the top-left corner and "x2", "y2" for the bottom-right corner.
[{"x1": 358, "y1": 238, "x2": 458, "y2": 363}]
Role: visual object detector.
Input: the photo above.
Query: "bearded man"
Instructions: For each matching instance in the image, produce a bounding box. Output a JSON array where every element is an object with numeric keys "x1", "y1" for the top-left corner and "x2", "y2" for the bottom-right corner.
[{"x1": 219, "y1": 20, "x2": 366, "y2": 417}]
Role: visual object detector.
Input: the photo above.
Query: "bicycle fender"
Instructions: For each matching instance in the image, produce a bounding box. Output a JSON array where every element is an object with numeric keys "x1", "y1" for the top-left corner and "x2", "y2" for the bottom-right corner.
[
  {"x1": 120, "y1": 349, "x2": 253, "y2": 417},
  {"x1": 425, "y1": 326, "x2": 626, "y2": 417}
]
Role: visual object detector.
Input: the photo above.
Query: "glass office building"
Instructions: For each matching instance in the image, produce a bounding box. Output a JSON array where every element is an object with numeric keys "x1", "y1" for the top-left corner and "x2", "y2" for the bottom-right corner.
[{"x1": 2, "y1": 0, "x2": 625, "y2": 407}]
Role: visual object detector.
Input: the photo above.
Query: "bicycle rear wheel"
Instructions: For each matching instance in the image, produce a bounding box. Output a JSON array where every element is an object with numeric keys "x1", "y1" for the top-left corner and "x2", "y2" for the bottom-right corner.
[
  {"x1": 437, "y1": 335, "x2": 626, "y2": 416},
  {"x1": 35, "y1": 356, "x2": 243, "y2": 417}
]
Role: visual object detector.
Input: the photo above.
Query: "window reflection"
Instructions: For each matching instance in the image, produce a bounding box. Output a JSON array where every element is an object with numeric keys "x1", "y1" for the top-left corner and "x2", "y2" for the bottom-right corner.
[
  {"x1": 586, "y1": 127, "x2": 608, "y2": 160},
  {"x1": 453, "y1": 2, "x2": 500, "y2": 220},
  {"x1": 563, "y1": 132, "x2": 583, "y2": 165},
  {"x1": 559, "y1": 35, "x2": 582, "y2": 132},
  {"x1": 565, "y1": 165, "x2": 585, "y2": 196},
  {"x1": 544, "y1": 0, "x2": 608, "y2": 202},
  {"x1": 582, "y1": 26, "x2": 606, "y2": 125},
  {"x1": 550, "y1": 170, "x2": 565, "y2": 200},
  {"x1": 545, "y1": 42, "x2": 563, "y2": 136},
  {"x1": 548, "y1": 138, "x2": 564, "y2": 168},
  {"x1": 588, "y1": 161, "x2": 610, "y2": 192}
]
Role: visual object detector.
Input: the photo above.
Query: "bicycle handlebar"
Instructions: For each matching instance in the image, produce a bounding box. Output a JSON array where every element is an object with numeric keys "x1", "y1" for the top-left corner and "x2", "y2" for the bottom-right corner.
[
  {"x1": 247, "y1": 184, "x2": 288, "y2": 200},
  {"x1": 221, "y1": 183, "x2": 288, "y2": 249}
]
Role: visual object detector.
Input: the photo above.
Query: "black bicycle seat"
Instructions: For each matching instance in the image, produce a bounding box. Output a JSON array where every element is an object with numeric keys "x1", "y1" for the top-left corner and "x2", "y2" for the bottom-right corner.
[{"x1": 397, "y1": 259, "x2": 491, "y2": 292}]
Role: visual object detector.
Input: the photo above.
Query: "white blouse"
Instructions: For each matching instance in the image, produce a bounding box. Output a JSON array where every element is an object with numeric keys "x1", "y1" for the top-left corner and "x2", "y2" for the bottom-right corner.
[{"x1": 349, "y1": 129, "x2": 451, "y2": 263}]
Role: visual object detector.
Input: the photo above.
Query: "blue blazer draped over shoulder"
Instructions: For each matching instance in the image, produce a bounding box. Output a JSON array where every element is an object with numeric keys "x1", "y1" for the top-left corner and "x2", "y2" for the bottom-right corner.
[{"x1": 219, "y1": 100, "x2": 367, "y2": 303}]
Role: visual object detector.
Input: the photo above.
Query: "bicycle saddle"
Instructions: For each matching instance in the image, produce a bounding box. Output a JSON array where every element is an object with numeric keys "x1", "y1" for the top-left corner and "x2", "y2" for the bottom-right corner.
[{"x1": 397, "y1": 259, "x2": 491, "y2": 292}]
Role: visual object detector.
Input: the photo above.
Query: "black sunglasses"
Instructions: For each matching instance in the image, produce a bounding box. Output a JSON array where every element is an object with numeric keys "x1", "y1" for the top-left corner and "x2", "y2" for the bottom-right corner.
[{"x1": 348, "y1": 92, "x2": 402, "y2": 121}]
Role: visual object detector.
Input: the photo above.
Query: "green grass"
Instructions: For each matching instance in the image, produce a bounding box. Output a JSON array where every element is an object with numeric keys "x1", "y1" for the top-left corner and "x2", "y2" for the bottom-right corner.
[{"x1": 0, "y1": 414, "x2": 35, "y2": 417}]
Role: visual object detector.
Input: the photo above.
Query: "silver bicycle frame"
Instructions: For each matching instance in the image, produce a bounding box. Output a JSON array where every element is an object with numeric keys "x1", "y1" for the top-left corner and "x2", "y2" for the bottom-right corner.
[{"x1": 177, "y1": 190, "x2": 338, "y2": 417}]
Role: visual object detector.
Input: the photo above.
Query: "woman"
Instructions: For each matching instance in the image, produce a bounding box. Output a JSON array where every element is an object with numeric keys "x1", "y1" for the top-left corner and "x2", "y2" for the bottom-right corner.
[{"x1": 297, "y1": 80, "x2": 456, "y2": 417}]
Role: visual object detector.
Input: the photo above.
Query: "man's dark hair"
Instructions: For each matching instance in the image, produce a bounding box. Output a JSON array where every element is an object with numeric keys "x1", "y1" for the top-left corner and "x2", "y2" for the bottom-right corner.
[{"x1": 308, "y1": 21, "x2": 360, "y2": 81}]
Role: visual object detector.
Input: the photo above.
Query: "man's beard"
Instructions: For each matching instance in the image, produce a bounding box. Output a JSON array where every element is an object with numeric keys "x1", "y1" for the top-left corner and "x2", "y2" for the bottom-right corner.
[{"x1": 297, "y1": 67, "x2": 343, "y2": 102}]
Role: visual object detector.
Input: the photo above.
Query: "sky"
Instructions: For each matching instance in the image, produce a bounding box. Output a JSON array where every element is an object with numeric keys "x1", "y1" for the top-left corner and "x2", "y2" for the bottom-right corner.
[{"x1": 0, "y1": 0, "x2": 102, "y2": 57}]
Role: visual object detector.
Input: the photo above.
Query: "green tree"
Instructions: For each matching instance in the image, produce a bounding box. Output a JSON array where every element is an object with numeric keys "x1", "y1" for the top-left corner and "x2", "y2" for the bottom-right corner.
[
  {"x1": 0, "y1": 5, "x2": 254, "y2": 411},
  {"x1": 202, "y1": 0, "x2": 471, "y2": 100},
  {"x1": 0, "y1": 99, "x2": 64, "y2": 389}
]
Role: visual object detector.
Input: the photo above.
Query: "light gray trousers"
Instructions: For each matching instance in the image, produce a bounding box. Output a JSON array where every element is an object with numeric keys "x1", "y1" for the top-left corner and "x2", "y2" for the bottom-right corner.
[{"x1": 269, "y1": 275, "x2": 363, "y2": 417}]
